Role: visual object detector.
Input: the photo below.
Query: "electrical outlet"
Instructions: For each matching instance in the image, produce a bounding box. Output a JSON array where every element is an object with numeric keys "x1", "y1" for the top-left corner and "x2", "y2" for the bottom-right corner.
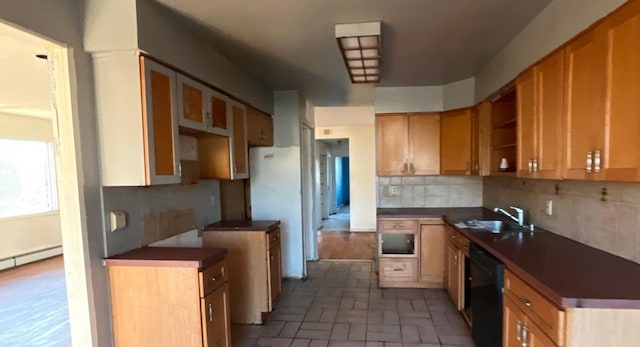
[
  {"x1": 389, "y1": 186, "x2": 400, "y2": 197},
  {"x1": 545, "y1": 200, "x2": 553, "y2": 216}
]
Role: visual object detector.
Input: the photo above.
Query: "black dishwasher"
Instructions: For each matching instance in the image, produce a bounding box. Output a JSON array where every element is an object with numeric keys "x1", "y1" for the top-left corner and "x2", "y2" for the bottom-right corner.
[{"x1": 470, "y1": 243, "x2": 505, "y2": 347}]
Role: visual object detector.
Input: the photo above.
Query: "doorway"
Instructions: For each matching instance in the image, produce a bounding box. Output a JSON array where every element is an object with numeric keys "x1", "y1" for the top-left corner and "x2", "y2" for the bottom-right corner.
[
  {"x1": 316, "y1": 138, "x2": 373, "y2": 260},
  {"x1": 0, "y1": 23, "x2": 96, "y2": 345}
]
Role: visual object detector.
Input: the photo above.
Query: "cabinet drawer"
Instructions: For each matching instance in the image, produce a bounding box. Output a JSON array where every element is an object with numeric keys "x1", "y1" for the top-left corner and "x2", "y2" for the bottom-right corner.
[
  {"x1": 379, "y1": 219, "x2": 418, "y2": 232},
  {"x1": 268, "y1": 228, "x2": 280, "y2": 249},
  {"x1": 504, "y1": 270, "x2": 565, "y2": 345},
  {"x1": 379, "y1": 258, "x2": 418, "y2": 281},
  {"x1": 200, "y1": 259, "x2": 227, "y2": 297}
]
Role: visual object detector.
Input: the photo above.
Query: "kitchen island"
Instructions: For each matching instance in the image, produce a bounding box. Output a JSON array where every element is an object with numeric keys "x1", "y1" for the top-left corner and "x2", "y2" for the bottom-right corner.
[{"x1": 202, "y1": 220, "x2": 281, "y2": 324}]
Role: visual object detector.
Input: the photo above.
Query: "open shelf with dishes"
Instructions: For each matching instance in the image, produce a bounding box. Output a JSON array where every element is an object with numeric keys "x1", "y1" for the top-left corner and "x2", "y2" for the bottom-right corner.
[{"x1": 490, "y1": 88, "x2": 517, "y2": 175}]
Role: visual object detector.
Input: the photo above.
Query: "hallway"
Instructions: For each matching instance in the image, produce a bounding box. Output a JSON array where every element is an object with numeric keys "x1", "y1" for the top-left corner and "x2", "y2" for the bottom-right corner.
[{"x1": 318, "y1": 205, "x2": 376, "y2": 260}]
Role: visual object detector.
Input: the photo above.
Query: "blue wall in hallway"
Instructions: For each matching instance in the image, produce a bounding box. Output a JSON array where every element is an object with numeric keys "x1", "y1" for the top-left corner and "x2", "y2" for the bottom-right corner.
[{"x1": 335, "y1": 157, "x2": 350, "y2": 208}]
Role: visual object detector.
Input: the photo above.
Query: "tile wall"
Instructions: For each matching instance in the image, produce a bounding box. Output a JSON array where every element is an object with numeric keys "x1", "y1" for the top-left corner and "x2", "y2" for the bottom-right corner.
[
  {"x1": 484, "y1": 176, "x2": 640, "y2": 264},
  {"x1": 377, "y1": 176, "x2": 483, "y2": 208}
]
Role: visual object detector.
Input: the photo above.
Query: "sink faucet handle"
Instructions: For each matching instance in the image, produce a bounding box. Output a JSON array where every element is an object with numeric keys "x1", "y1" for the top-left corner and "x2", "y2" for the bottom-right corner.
[{"x1": 510, "y1": 206, "x2": 524, "y2": 213}]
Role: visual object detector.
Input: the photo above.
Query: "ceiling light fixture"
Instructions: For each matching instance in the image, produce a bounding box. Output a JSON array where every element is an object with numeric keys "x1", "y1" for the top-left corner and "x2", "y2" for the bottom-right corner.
[{"x1": 335, "y1": 21, "x2": 381, "y2": 84}]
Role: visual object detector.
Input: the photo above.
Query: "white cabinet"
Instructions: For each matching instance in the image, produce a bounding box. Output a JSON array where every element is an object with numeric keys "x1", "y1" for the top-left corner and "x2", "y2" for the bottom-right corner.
[
  {"x1": 94, "y1": 52, "x2": 181, "y2": 186},
  {"x1": 177, "y1": 74, "x2": 232, "y2": 137}
]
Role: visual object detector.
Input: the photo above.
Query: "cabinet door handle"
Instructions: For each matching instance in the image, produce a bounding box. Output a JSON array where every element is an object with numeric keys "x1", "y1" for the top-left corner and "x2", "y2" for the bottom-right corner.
[
  {"x1": 522, "y1": 326, "x2": 529, "y2": 347},
  {"x1": 212, "y1": 276, "x2": 217, "y2": 282},
  {"x1": 516, "y1": 320, "x2": 522, "y2": 341},
  {"x1": 532, "y1": 158, "x2": 538, "y2": 172},
  {"x1": 528, "y1": 159, "x2": 533, "y2": 173},
  {"x1": 594, "y1": 150, "x2": 601, "y2": 173},
  {"x1": 586, "y1": 151, "x2": 593, "y2": 173},
  {"x1": 409, "y1": 162, "x2": 415, "y2": 174},
  {"x1": 519, "y1": 296, "x2": 532, "y2": 308},
  {"x1": 208, "y1": 303, "x2": 213, "y2": 322},
  {"x1": 453, "y1": 255, "x2": 458, "y2": 265}
]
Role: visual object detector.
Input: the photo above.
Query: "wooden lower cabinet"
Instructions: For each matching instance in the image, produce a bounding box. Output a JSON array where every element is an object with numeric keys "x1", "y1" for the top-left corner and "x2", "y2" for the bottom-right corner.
[
  {"x1": 419, "y1": 223, "x2": 445, "y2": 287},
  {"x1": 202, "y1": 225, "x2": 281, "y2": 324},
  {"x1": 378, "y1": 217, "x2": 444, "y2": 288},
  {"x1": 446, "y1": 239, "x2": 463, "y2": 310},
  {"x1": 105, "y1": 247, "x2": 230, "y2": 347},
  {"x1": 202, "y1": 284, "x2": 231, "y2": 347},
  {"x1": 504, "y1": 296, "x2": 556, "y2": 347}
]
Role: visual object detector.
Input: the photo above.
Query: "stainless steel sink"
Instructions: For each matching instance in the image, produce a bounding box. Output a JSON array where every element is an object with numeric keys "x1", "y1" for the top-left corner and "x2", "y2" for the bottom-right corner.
[
  {"x1": 464, "y1": 220, "x2": 512, "y2": 233},
  {"x1": 476, "y1": 220, "x2": 508, "y2": 232}
]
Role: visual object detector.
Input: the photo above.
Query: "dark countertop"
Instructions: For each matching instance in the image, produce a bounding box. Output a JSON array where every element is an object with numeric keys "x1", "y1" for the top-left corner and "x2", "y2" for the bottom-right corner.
[
  {"x1": 378, "y1": 207, "x2": 640, "y2": 309},
  {"x1": 203, "y1": 220, "x2": 280, "y2": 233},
  {"x1": 105, "y1": 247, "x2": 227, "y2": 269}
]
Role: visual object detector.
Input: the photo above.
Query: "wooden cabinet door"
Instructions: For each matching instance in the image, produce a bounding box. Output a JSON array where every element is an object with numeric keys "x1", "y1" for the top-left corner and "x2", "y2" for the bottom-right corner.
[
  {"x1": 268, "y1": 245, "x2": 282, "y2": 308},
  {"x1": 140, "y1": 57, "x2": 181, "y2": 185},
  {"x1": 409, "y1": 113, "x2": 440, "y2": 175},
  {"x1": 376, "y1": 115, "x2": 408, "y2": 175},
  {"x1": 440, "y1": 110, "x2": 471, "y2": 175},
  {"x1": 599, "y1": 1, "x2": 640, "y2": 181},
  {"x1": 247, "y1": 107, "x2": 274, "y2": 147},
  {"x1": 563, "y1": 30, "x2": 607, "y2": 180},
  {"x1": 419, "y1": 224, "x2": 445, "y2": 287},
  {"x1": 536, "y1": 50, "x2": 565, "y2": 180},
  {"x1": 526, "y1": 322, "x2": 557, "y2": 347},
  {"x1": 516, "y1": 68, "x2": 536, "y2": 178},
  {"x1": 231, "y1": 102, "x2": 248, "y2": 179},
  {"x1": 446, "y1": 241, "x2": 462, "y2": 310},
  {"x1": 208, "y1": 90, "x2": 231, "y2": 136},
  {"x1": 503, "y1": 296, "x2": 527, "y2": 347},
  {"x1": 201, "y1": 283, "x2": 231, "y2": 347},
  {"x1": 177, "y1": 74, "x2": 208, "y2": 132}
]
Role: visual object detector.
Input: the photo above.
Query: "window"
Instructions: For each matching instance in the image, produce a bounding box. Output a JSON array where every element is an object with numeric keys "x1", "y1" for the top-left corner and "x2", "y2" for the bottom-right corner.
[{"x1": 0, "y1": 139, "x2": 57, "y2": 219}]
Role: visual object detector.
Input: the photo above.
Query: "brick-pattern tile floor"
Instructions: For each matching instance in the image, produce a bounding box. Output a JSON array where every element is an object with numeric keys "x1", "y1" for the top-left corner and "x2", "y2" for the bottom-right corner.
[{"x1": 231, "y1": 261, "x2": 475, "y2": 347}]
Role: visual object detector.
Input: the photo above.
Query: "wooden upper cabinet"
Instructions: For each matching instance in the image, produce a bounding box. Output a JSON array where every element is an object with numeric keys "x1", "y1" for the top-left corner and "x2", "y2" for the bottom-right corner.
[
  {"x1": 516, "y1": 68, "x2": 536, "y2": 178},
  {"x1": 246, "y1": 106, "x2": 274, "y2": 147},
  {"x1": 231, "y1": 102, "x2": 249, "y2": 179},
  {"x1": 563, "y1": 0, "x2": 640, "y2": 182},
  {"x1": 563, "y1": 29, "x2": 607, "y2": 180},
  {"x1": 177, "y1": 74, "x2": 208, "y2": 132},
  {"x1": 376, "y1": 113, "x2": 440, "y2": 176},
  {"x1": 376, "y1": 114, "x2": 409, "y2": 176},
  {"x1": 517, "y1": 50, "x2": 564, "y2": 179},
  {"x1": 209, "y1": 90, "x2": 231, "y2": 136},
  {"x1": 198, "y1": 101, "x2": 249, "y2": 180},
  {"x1": 440, "y1": 109, "x2": 472, "y2": 175},
  {"x1": 409, "y1": 114, "x2": 440, "y2": 175},
  {"x1": 141, "y1": 57, "x2": 181, "y2": 185},
  {"x1": 597, "y1": 0, "x2": 640, "y2": 182}
]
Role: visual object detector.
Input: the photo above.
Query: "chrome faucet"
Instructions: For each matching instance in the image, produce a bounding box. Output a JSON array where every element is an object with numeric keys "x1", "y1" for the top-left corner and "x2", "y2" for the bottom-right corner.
[{"x1": 494, "y1": 206, "x2": 525, "y2": 227}]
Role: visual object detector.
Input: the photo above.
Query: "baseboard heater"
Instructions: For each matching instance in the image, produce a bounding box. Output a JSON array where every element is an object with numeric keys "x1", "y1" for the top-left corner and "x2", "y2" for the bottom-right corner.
[{"x1": 0, "y1": 246, "x2": 63, "y2": 271}]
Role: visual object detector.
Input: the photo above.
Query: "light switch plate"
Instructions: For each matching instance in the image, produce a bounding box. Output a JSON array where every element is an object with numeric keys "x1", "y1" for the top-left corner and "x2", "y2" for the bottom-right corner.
[
  {"x1": 545, "y1": 200, "x2": 553, "y2": 216},
  {"x1": 110, "y1": 211, "x2": 127, "y2": 232}
]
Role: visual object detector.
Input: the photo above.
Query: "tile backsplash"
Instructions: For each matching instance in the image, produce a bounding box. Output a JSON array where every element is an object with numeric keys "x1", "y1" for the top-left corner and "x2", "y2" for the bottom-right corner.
[
  {"x1": 484, "y1": 176, "x2": 640, "y2": 264},
  {"x1": 377, "y1": 176, "x2": 482, "y2": 208}
]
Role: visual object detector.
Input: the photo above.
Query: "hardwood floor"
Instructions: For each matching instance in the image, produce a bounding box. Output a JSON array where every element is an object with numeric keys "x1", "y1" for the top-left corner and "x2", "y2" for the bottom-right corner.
[
  {"x1": 317, "y1": 230, "x2": 377, "y2": 260},
  {"x1": 0, "y1": 256, "x2": 71, "y2": 346}
]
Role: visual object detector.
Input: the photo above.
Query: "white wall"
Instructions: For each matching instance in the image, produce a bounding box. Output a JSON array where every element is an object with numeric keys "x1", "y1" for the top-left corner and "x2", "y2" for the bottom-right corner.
[
  {"x1": 443, "y1": 77, "x2": 476, "y2": 110},
  {"x1": 251, "y1": 91, "x2": 305, "y2": 278},
  {"x1": 315, "y1": 106, "x2": 376, "y2": 231},
  {"x1": 135, "y1": 0, "x2": 273, "y2": 112},
  {"x1": 375, "y1": 79, "x2": 476, "y2": 114},
  {"x1": 0, "y1": 1, "x2": 110, "y2": 345},
  {"x1": 0, "y1": 113, "x2": 62, "y2": 260},
  {"x1": 375, "y1": 86, "x2": 443, "y2": 113},
  {"x1": 475, "y1": 0, "x2": 626, "y2": 100}
]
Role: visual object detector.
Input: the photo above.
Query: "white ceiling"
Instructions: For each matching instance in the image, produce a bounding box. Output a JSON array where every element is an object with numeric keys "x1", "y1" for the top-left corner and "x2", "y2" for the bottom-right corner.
[
  {"x1": 0, "y1": 29, "x2": 52, "y2": 118},
  {"x1": 155, "y1": 0, "x2": 552, "y2": 106}
]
